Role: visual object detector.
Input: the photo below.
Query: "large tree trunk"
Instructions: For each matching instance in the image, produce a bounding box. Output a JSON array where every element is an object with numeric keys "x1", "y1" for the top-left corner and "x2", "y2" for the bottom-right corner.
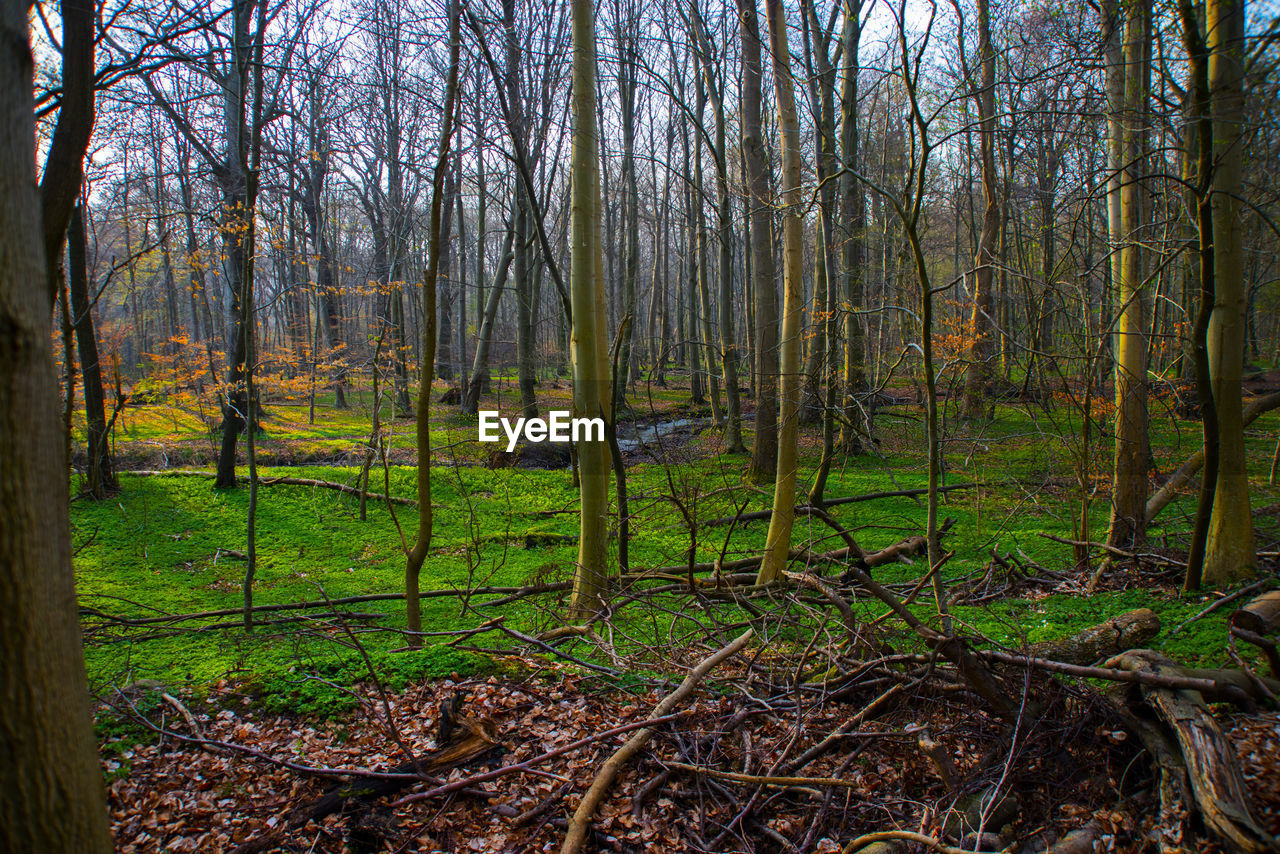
[
  {"x1": 0, "y1": 9, "x2": 112, "y2": 846},
  {"x1": 740, "y1": 0, "x2": 779, "y2": 481},
  {"x1": 1105, "y1": 0, "x2": 1151, "y2": 548},
  {"x1": 567, "y1": 0, "x2": 613, "y2": 618},
  {"x1": 1203, "y1": 0, "x2": 1256, "y2": 583},
  {"x1": 214, "y1": 0, "x2": 261, "y2": 490},
  {"x1": 1179, "y1": 0, "x2": 1218, "y2": 591},
  {"x1": 757, "y1": 0, "x2": 805, "y2": 585}
]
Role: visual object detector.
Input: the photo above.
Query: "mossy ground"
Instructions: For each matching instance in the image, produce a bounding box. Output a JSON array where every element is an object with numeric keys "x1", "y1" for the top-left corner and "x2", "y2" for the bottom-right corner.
[{"x1": 74, "y1": 374, "x2": 1280, "y2": 718}]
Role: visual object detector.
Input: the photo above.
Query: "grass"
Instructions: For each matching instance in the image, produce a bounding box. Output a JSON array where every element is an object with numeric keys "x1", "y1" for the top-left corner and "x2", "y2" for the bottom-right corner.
[{"x1": 73, "y1": 377, "x2": 1280, "y2": 718}]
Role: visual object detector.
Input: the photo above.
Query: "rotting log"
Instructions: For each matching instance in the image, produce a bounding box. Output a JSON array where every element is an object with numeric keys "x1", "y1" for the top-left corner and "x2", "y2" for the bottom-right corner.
[
  {"x1": 1105, "y1": 649, "x2": 1280, "y2": 854},
  {"x1": 1030, "y1": 608, "x2": 1161, "y2": 664},
  {"x1": 1230, "y1": 590, "x2": 1280, "y2": 675},
  {"x1": 1231, "y1": 590, "x2": 1280, "y2": 636}
]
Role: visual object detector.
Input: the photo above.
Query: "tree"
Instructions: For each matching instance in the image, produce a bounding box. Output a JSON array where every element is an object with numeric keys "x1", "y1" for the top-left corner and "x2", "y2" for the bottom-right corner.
[
  {"x1": 39, "y1": 0, "x2": 96, "y2": 310},
  {"x1": 756, "y1": 0, "x2": 805, "y2": 585},
  {"x1": 1104, "y1": 0, "x2": 1151, "y2": 548},
  {"x1": 405, "y1": 0, "x2": 461, "y2": 646},
  {"x1": 567, "y1": 0, "x2": 613, "y2": 618},
  {"x1": 962, "y1": 0, "x2": 999, "y2": 419},
  {"x1": 740, "y1": 0, "x2": 780, "y2": 482},
  {"x1": 68, "y1": 202, "x2": 117, "y2": 498},
  {"x1": 837, "y1": 0, "x2": 867, "y2": 455},
  {"x1": 0, "y1": 3, "x2": 111, "y2": 846},
  {"x1": 1179, "y1": 0, "x2": 1218, "y2": 591},
  {"x1": 1203, "y1": 0, "x2": 1255, "y2": 583}
]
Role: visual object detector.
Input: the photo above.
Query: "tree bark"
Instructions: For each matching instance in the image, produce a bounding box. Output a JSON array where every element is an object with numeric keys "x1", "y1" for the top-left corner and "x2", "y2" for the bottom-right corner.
[
  {"x1": 567, "y1": 0, "x2": 613, "y2": 618},
  {"x1": 1203, "y1": 0, "x2": 1256, "y2": 583},
  {"x1": 757, "y1": 0, "x2": 805, "y2": 585},
  {"x1": 68, "y1": 203, "x2": 116, "y2": 498},
  {"x1": 405, "y1": 0, "x2": 461, "y2": 646},
  {"x1": 0, "y1": 7, "x2": 112, "y2": 846},
  {"x1": 1105, "y1": 0, "x2": 1151, "y2": 548},
  {"x1": 963, "y1": 0, "x2": 999, "y2": 420},
  {"x1": 740, "y1": 0, "x2": 780, "y2": 481}
]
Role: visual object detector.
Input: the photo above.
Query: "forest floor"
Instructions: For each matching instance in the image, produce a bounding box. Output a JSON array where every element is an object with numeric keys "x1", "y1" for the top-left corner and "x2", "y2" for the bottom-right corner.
[{"x1": 76, "y1": 371, "x2": 1280, "y2": 853}]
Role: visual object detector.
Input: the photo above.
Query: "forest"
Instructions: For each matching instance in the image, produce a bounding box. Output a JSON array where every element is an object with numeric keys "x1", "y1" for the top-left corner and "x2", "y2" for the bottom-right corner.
[{"x1": 3, "y1": 0, "x2": 1280, "y2": 850}]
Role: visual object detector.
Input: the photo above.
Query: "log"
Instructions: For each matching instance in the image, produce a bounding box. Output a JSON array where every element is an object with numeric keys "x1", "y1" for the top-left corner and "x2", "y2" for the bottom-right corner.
[
  {"x1": 1029, "y1": 608, "x2": 1161, "y2": 665},
  {"x1": 1231, "y1": 591, "x2": 1280, "y2": 636},
  {"x1": 1106, "y1": 650, "x2": 1280, "y2": 854}
]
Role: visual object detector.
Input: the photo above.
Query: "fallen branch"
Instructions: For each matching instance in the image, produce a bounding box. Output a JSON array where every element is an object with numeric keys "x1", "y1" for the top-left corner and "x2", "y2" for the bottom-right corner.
[
  {"x1": 700, "y1": 483, "x2": 976, "y2": 528},
  {"x1": 83, "y1": 583, "x2": 571, "y2": 627},
  {"x1": 1106, "y1": 650, "x2": 1280, "y2": 854},
  {"x1": 389, "y1": 710, "x2": 703, "y2": 808},
  {"x1": 1145, "y1": 392, "x2": 1280, "y2": 525},
  {"x1": 122, "y1": 469, "x2": 417, "y2": 506},
  {"x1": 841, "y1": 829, "x2": 983, "y2": 854},
  {"x1": 559, "y1": 629, "x2": 754, "y2": 854},
  {"x1": 1029, "y1": 608, "x2": 1161, "y2": 664},
  {"x1": 663, "y1": 760, "x2": 863, "y2": 790},
  {"x1": 1169, "y1": 578, "x2": 1276, "y2": 638}
]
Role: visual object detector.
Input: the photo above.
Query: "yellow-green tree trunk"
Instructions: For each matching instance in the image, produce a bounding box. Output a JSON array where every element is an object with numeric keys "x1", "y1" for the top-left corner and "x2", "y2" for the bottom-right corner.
[
  {"x1": 757, "y1": 0, "x2": 805, "y2": 585},
  {"x1": 1106, "y1": 0, "x2": 1151, "y2": 548},
  {"x1": 1204, "y1": 0, "x2": 1255, "y2": 583},
  {"x1": 568, "y1": 0, "x2": 612, "y2": 617}
]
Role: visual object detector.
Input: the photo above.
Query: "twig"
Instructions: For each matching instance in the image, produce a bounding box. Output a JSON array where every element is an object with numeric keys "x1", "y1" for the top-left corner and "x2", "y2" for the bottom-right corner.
[
  {"x1": 559, "y1": 629, "x2": 754, "y2": 854},
  {"x1": 1169, "y1": 577, "x2": 1277, "y2": 638},
  {"x1": 664, "y1": 760, "x2": 863, "y2": 789}
]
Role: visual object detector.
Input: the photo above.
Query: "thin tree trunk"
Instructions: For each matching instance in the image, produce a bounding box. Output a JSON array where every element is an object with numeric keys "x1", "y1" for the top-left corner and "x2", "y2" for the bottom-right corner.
[
  {"x1": 963, "y1": 0, "x2": 999, "y2": 420},
  {"x1": 567, "y1": 0, "x2": 613, "y2": 618},
  {"x1": 405, "y1": 0, "x2": 461, "y2": 646},
  {"x1": 757, "y1": 0, "x2": 805, "y2": 585},
  {"x1": 740, "y1": 0, "x2": 779, "y2": 481},
  {"x1": 68, "y1": 203, "x2": 116, "y2": 498}
]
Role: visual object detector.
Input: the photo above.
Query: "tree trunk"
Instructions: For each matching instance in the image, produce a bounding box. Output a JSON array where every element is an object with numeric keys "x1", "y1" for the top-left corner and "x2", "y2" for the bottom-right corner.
[
  {"x1": 838, "y1": 0, "x2": 867, "y2": 454},
  {"x1": 68, "y1": 203, "x2": 116, "y2": 498},
  {"x1": 0, "y1": 10, "x2": 112, "y2": 845},
  {"x1": 963, "y1": 0, "x2": 999, "y2": 420},
  {"x1": 405, "y1": 0, "x2": 461, "y2": 646},
  {"x1": 1203, "y1": 0, "x2": 1256, "y2": 583},
  {"x1": 1179, "y1": 0, "x2": 1218, "y2": 591},
  {"x1": 757, "y1": 0, "x2": 805, "y2": 585},
  {"x1": 464, "y1": 226, "x2": 515, "y2": 413},
  {"x1": 740, "y1": 0, "x2": 779, "y2": 481},
  {"x1": 567, "y1": 0, "x2": 613, "y2": 618},
  {"x1": 1105, "y1": 0, "x2": 1151, "y2": 548}
]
